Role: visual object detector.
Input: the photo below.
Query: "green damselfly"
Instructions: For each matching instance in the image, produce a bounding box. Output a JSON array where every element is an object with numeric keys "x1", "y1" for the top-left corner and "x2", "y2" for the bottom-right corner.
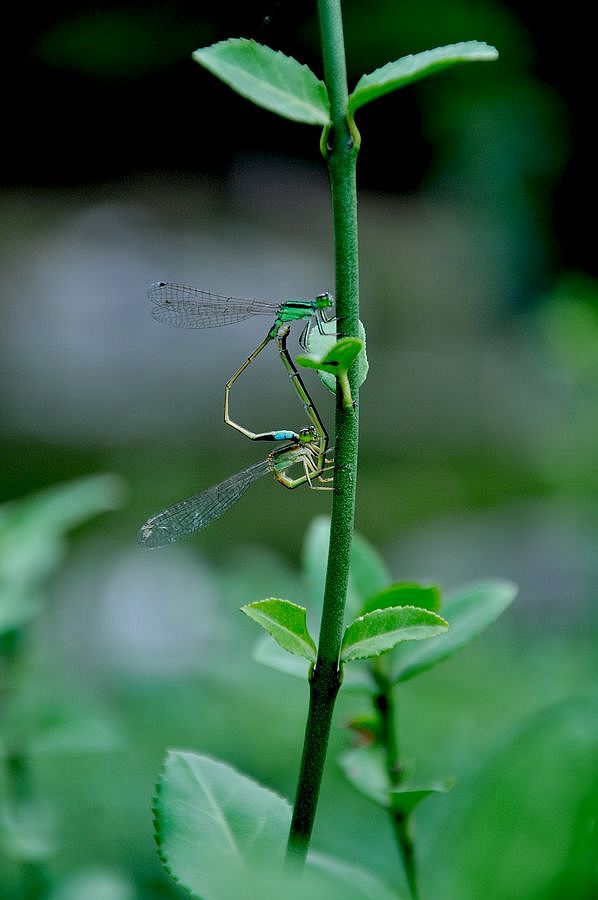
[
  {"x1": 149, "y1": 281, "x2": 334, "y2": 339},
  {"x1": 138, "y1": 434, "x2": 333, "y2": 548},
  {"x1": 148, "y1": 281, "x2": 334, "y2": 442}
]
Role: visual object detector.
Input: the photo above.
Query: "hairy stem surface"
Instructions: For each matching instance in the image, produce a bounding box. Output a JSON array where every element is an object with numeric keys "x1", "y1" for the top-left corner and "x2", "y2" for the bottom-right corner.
[{"x1": 287, "y1": 0, "x2": 360, "y2": 859}]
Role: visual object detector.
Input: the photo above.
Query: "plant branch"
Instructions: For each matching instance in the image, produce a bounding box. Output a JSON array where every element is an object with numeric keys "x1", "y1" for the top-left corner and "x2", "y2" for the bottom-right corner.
[
  {"x1": 374, "y1": 668, "x2": 419, "y2": 900},
  {"x1": 287, "y1": 0, "x2": 360, "y2": 860},
  {"x1": 1, "y1": 634, "x2": 49, "y2": 900}
]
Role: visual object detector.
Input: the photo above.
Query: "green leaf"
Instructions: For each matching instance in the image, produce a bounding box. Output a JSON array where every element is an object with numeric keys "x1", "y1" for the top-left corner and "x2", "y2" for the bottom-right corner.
[
  {"x1": 155, "y1": 753, "x2": 402, "y2": 899},
  {"x1": 298, "y1": 337, "x2": 363, "y2": 409},
  {"x1": 302, "y1": 516, "x2": 390, "y2": 619},
  {"x1": 308, "y1": 852, "x2": 401, "y2": 900},
  {"x1": 302, "y1": 515, "x2": 334, "y2": 607},
  {"x1": 350, "y1": 531, "x2": 392, "y2": 607},
  {"x1": 390, "y1": 776, "x2": 454, "y2": 816},
  {"x1": 303, "y1": 319, "x2": 369, "y2": 398},
  {"x1": 348, "y1": 41, "x2": 499, "y2": 115},
  {"x1": 392, "y1": 579, "x2": 517, "y2": 683},
  {"x1": 427, "y1": 698, "x2": 598, "y2": 900},
  {"x1": 341, "y1": 606, "x2": 448, "y2": 663},
  {"x1": 193, "y1": 38, "x2": 330, "y2": 125},
  {"x1": 241, "y1": 598, "x2": 316, "y2": 662},
  {"x1": 154, "y1": 751, "x2": 291, "y2": 898},
  {"x1": 339, "y1": 745, "x2": 391, "y2": 807},
  {"x1": 0, "y1": 475, "x2": 125, "y2": 635},
  {"x1": 298, "y1": 337, "x2": 363, "y2": 375},
  {"x1": 339, "y1": 745, "x2": 454, "y2": 814},
  {"x1": 253, "y1": 633, "x2": 311, "y2": 680},
  {"x1": 253, "y1": 635, "x2": 374, "y2": 691},
  {"x1": 361, "y1": 582, "x2": 441, "y2": 615}
]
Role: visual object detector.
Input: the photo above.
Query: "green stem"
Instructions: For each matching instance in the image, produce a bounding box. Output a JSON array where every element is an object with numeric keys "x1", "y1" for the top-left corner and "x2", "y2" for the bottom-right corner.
[
  {"x1": 1, "y1": 635, "x2": 49, "y2": 900},
  {"x1": 374, "y1": 674, "x2": 401, "y2": 783},
  {"x1": 287, "y1": 0, "x2": 360, "y2": 860},
  {"x1": 393, "y1": 815, "x2": 419, "y2": 900},
  {"x1": 5, "y1": 753, "x2": 49, "y2": 900},
  {"x1": 374, "y1": 670, "x2": 419, "y2": 900}
]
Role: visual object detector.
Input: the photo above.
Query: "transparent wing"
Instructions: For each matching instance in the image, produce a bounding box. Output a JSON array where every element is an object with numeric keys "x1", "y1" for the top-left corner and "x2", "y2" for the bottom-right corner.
[
  {"x1": 137, "y1": 459, "x2": 271, "y2": 548},
  {"x1": 148, "y1": 282, "x2": 280, "y2": 329}
]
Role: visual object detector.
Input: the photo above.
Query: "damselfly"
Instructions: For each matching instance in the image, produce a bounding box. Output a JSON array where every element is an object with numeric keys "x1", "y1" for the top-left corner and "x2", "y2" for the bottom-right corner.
[{"x1": 138, "y1": 436, "x2": 334, "y2": 548}]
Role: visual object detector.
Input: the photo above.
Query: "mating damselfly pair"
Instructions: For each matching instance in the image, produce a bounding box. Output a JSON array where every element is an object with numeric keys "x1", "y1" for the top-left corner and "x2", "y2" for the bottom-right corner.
[{"x1": 138, "y1": 282, "x2": 336, "y2": 547}]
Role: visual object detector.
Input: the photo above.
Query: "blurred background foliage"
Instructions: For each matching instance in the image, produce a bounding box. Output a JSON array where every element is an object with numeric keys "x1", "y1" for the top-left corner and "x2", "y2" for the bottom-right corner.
[{"x1": 1, "y1": 1, "x2": 597, "y2": 898}]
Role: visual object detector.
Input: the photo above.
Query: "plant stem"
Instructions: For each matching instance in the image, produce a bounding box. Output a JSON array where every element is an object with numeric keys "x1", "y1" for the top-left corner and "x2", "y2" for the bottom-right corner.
[
  {"x1": 287, "y1": 0, "x2": 360, "y2": 860},
  {"x1": 374, "y1": 670, "x2": 419, "y2": 900},
  {"x1": 5, "y1": 752, "x2": 49, "y2": 900},
  {"x1": 1, "y1": 634, "x2": 49, "y2": 900}
]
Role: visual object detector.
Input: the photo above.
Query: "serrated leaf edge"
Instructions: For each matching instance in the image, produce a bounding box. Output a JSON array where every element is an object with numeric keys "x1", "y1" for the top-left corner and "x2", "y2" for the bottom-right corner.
[
  {"x1": 153, "y1": 750, "x2": 293, "y2": 897},
  {"x1": 153, "y1": 755, "x2": 190, "y2": 895},
  {"x1": 348, "y1": 40, "x2": 499, "y2": 113},
  {"x1": 193, "y1": 38, "x2": 330, "y2": 125},
  {"x1": 341, "y1": 605, "x2": 449, "y2": 662}
]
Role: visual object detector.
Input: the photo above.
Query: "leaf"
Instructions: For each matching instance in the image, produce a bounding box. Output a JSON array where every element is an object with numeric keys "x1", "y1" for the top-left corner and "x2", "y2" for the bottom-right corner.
[
  {"x1": 303, "y1": 319, "x2": 369, "y2": 397},
  {"x1": 253, "y1": 635, "x2": 374, "y2": 691},
  {"x1": 361, "y1": 582, "x2": 441, "y2": 615},
  {"x1": 427, "y1": 698, "x2": 598, "y2": 900},
  {"x1": 390, "y1": 776, "x2": 454, "y2": 816},
  {"x1": 348, "y1": 41, "x2": 499, "y2": 115},
  {"x1": 241, "y1": 598, "x2": 316, "y2": 662},
  {"x1": 298, "y1": 338, "x2": 363, "y2": 409},
  {"x1": 0, "y1": 474, "x2": 125, "y2": 634},
  {"x1": 154, "y1": 754, "x2": 403, "y2": 899},
  {"x1": 308, "y1": 852, "x2": 401, "y2": 900},
  {"x1": 341, "y1": 606, "x2": 448, "y2": 663},
  {"x1": 302, "y1": 516, "x2": 390, "y2": 619},
  {"x1": 301, "y1": 515, "x2": 329, "y2": 604},
  {"x1": 339, "y1": 745, "x2": 454, "y2": 815},
  {"x1": 193, "y1": 38, "x2": 330, "y2": 125},
  {"x1": 298, "y1": 338, "x2": 363, "y2": 375},
  {"x1": 350, "y1": 531, "x2": 392, "y2": 608},
  {"x1": 253, "y1": 633, "x2": 311, "y2": 680},
  {"x1": 339, "y1": 745, "x2": 391, "y2": 807},
  {"x1": 392, "y1": 580, "x2": 517, "y2": 683},
  {"x1": 154, "y1": 751, "x2": 291, "y2": 899}
]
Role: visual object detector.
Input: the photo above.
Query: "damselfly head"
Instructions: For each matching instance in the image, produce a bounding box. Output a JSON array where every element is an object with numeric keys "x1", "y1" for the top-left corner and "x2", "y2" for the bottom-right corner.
[
  {"x1": 298, "y1": 426, "x2": 318, "y2": 444},
  {"x1": 315, "y1": 291, "x2": 334, "y2": 310}
]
